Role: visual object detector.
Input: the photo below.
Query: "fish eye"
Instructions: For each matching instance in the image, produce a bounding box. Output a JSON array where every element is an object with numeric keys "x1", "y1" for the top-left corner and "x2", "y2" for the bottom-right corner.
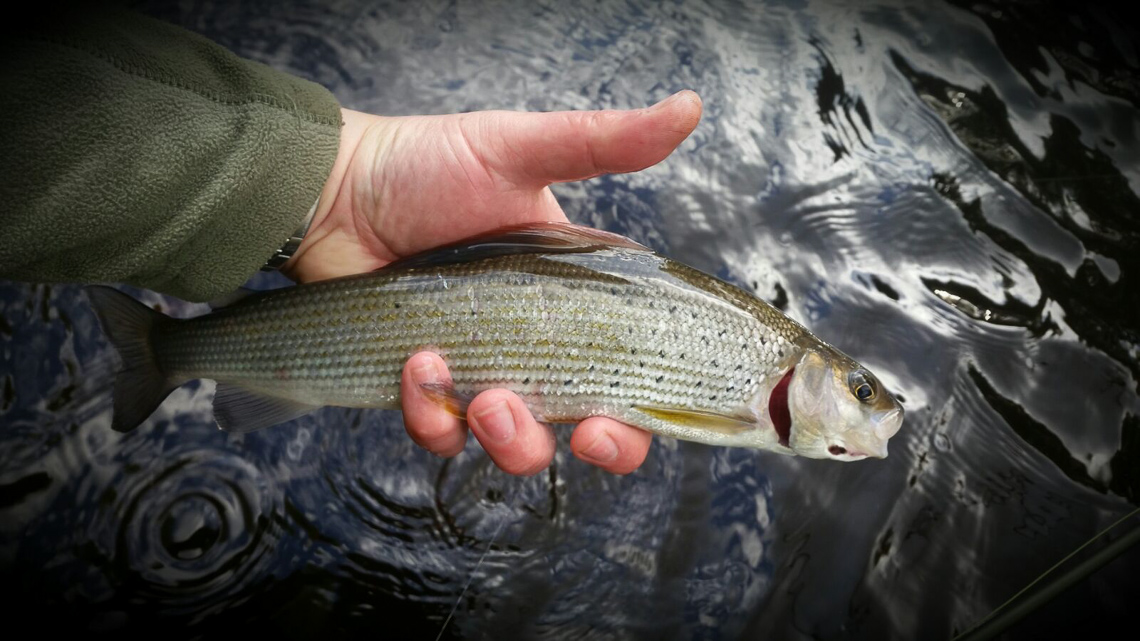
[{"x1": 848, "y1": 370, "x2": 876, "y2": 403}]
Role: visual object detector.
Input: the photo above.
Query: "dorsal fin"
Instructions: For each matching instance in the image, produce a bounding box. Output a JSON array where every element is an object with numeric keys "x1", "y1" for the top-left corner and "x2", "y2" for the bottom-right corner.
[
  {"x1": 380, "y1": 222, "x2": 652, "y2": 272},
  {"x1": 207, "y1": 287, "x2": 260, "y2": 310}
]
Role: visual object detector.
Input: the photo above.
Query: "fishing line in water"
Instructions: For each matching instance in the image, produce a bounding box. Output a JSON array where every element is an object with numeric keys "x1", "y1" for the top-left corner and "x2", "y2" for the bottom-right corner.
[
  {"x1": 435, "y1": 478, "x2": 517, "y2": 641},
  {"x1": 954, "y1": 505, "x2": 1140, "y2": 641}
]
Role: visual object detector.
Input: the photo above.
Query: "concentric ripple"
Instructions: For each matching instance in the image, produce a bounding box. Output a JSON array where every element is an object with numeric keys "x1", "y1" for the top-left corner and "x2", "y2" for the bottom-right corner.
[{"x1": 90, "y1": 448, "x2": 286, "y2": 620}]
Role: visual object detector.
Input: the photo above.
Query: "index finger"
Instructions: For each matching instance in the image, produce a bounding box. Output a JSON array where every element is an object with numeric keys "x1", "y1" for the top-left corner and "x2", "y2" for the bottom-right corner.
[{"x1": 401, "y1": 352, "x2": 468, "y2": 457}]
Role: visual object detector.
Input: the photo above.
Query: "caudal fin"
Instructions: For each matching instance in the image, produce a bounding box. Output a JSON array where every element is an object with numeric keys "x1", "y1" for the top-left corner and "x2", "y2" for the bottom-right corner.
[{"x1": 86, "y1": 286, "x2": 177, "y2": 432}]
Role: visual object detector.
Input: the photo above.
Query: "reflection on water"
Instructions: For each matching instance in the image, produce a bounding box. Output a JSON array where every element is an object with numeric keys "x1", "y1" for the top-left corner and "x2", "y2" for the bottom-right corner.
[{"x1": 1, "y1": 0, "x2": 1137, "y2": 637}]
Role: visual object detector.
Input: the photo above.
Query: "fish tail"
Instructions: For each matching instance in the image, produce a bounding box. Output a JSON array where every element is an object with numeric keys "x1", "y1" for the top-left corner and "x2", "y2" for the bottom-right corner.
[{"x1": 85, "y1": 286, "x2": 177, "y2": 432}]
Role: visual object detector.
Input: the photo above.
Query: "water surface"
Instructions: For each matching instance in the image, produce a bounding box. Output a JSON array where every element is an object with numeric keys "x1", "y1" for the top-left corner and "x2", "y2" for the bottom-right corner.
[{"x1": 2, "y1": 0, "x2": 1138, "y2": 638}]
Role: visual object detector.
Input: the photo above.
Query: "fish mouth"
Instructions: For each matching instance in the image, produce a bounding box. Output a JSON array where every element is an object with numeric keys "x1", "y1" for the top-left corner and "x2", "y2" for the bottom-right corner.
[
  {"x1": 872, "y1": 408, "x2": 904, "y2": 441},
  {"x1": 768, "y1": 367, "x2": 795, "y2": 447}
]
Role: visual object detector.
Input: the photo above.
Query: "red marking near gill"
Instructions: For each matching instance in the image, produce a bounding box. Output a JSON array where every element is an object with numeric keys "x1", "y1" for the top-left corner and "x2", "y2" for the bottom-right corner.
[
  {"x1": 769, "y1": 367, "x2": 795, "y2": 447},
  {"x1": 275, "y1": 367, "x2": 290, "y2": 380}
]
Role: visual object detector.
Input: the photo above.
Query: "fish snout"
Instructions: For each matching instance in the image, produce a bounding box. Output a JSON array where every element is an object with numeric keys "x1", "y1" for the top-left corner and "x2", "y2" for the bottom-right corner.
[{"x1": 872, "y1": 408, "x2": 903, "y2": 441}]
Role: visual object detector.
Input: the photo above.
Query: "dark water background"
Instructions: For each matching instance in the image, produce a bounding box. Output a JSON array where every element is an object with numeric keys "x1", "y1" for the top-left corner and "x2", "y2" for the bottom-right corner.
[{"x1": 2, "y1": 0, "x2": 1138, "y2": 638}]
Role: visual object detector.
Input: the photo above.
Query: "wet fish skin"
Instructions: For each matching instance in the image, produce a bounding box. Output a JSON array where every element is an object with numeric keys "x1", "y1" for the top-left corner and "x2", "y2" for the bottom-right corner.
[{"x1": 88, "y1": 223, "x2": 903, "y2": 460}]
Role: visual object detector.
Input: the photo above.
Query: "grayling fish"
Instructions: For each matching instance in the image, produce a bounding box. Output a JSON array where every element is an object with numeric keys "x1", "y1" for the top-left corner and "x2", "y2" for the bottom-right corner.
[{"x1": 87, "y1": 223, "x2": 903, "y2": 460}]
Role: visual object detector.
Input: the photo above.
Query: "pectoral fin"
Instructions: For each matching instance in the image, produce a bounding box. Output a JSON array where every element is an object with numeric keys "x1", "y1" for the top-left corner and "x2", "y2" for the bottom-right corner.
[
  {"x1": 417, "y1": 381, "x2": 476, "y2": 420},
  {"x1": 632, "y1": 405, "x2": 756, "y2": 435}
]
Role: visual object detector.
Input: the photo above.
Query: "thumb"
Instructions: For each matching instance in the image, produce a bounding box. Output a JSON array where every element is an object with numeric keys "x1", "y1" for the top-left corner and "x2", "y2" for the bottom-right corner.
[{"x1": 480, "y1": 90, "x2": 702, "y2": 187}]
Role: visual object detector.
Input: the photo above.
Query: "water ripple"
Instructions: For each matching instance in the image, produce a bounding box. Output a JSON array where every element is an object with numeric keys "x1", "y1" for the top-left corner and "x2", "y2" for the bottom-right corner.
[{"x1": 3, "y1": 0, "x2": 1139, "y2": 637}]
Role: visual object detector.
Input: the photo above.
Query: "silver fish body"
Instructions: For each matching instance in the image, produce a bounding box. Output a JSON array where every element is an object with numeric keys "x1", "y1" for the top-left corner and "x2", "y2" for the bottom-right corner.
[{"x1": 89, "y1": 223, "x2": 904, "y2": 460}]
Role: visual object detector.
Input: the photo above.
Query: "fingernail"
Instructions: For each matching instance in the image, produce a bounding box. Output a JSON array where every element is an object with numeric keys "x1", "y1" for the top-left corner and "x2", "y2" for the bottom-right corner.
[
  {"x1": 581, "y1": 432, "x2": 619, "y2": 463},
  {"x1": 411, "y1": 356, "x2": 440, "y2": 384},
  {"x1": 473, "y1": 400, "x2": 516, "y2": 444},
  {"x1": 651, "y1": 91, "x2": 685, "y2": 110}
]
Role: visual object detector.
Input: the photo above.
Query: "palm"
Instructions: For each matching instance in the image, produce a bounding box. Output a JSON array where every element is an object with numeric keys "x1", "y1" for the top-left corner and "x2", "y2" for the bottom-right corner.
[
  {"x1": 358, "y1": 114, "x2": 569, "y2": 261},
  {"x1": 287, "y1": 93, "x2": 700, "y2": 283}
]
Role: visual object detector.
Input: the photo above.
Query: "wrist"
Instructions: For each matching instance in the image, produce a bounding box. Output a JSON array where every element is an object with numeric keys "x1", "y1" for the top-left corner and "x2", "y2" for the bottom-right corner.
[{"x1": 281, "y1": 107, "x2": 375, "y2": 281}]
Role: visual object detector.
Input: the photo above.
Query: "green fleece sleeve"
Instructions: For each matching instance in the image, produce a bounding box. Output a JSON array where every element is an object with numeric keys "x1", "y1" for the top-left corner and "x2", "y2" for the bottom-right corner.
[{"x1": 0, "y1": 9, "x2": 342, "y2": 302}]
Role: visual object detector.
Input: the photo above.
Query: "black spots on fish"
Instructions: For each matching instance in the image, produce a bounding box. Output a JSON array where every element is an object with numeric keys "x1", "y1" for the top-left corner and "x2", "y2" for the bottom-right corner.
[
  {"x1": 669, "y1": 305, "x2": 677, "y2": 314},
  {"x1": 610, "y1": 381, "x2": 620, "y2": 388},
  {"x1": 394, "y1": 302, "x2": 401, "y2": 308},
  {"x1": 638, "y1": 361, "x2": 645, "y2": 369},
  {"x1": 588, "y1": 365, "x2": 596, "y2": 372},
  {"x1": 711, "y1": 359, "x2": 719, "y2": 368},
  {"x1": 718, "y1": 329, "x2": 727, "y2": 338},
  {"x1": 735, "y1": 364, "x2": 743, "y2": 371},
  {"x1": 612, "y1": 368, "x2": 621, "y2": 376},
  {"x1": 658, "y1": 349, "x2": 666, "y2": 358},
  {"x1": 564, "y1": 378, "x2": 573, "y2": 386},
  {"x1": 695, "y1": 381, "x2": 703, "y2": 388},
  {"x1": 610, "y1": 286, "x2": 620, "y2": 296},
  {"x1": 709, "y1": 395, "x2": 718, "y2": 401},
  {"x1": 701, "y1": 335, "x2": 710, "y2": 345},
  {"x1": 691, "y1": 310, "x2": 698, "y2": 319},
  {"x1": 631, "y1": 347, "x2": 638, "y2": 355},
  {"x1": 655, "y1": 375, "x2": 665, "y2": 383},
  {"x1": 523, "y1": 377, "x2": 531, "y2": 384}
]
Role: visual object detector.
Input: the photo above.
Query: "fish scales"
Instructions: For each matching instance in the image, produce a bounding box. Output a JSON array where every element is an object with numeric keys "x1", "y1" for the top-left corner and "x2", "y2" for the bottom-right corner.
[
  {"x1": 153, "y1": 251, "x2": 798, "y2": 422},
  {"x1": 88, "y1": 222, "x2": 904, "y2": 458}
]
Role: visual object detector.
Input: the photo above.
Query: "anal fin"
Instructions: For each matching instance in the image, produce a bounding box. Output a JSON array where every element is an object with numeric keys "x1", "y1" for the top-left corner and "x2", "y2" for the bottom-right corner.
[{"x1": 213, "y1": 383, "x2": 320, "y2": 433}]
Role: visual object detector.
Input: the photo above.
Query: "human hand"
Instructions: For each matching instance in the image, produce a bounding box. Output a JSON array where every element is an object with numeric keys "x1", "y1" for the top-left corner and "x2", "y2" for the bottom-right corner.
[{"x1": 285, "y1": 90, "x2": 703, "y2": 475}]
